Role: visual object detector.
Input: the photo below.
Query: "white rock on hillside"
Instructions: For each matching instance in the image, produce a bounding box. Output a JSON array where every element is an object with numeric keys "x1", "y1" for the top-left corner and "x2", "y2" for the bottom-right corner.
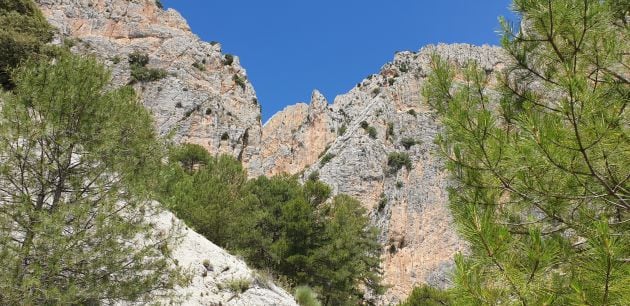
[{"x1": 150, "y1": 206, "x2": 297, "y2": 306}]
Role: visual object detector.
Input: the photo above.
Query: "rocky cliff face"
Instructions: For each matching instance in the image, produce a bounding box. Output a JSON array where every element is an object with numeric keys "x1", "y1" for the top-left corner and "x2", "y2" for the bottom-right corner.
[
  {"x1": 36, "y1": 0, "x2": 263, "y2": 175},
  {"x1": 36, "y1": 0, "x2": 508, "y2": 303},
  {"x1": 262, "y1": 44, "x2": 507, "y2": 303}
]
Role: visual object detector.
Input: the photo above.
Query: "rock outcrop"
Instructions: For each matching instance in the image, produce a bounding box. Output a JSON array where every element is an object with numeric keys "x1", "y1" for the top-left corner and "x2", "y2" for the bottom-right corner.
[
  {"x1": 36, "y1": 0, "x2": 509, "y2": 303},
  {"x1": 36, "y1": 0, "x2": 263, "y2": 175},
  {"x1": 261, "y1": 44, "x2": 507, "y2": 303}
]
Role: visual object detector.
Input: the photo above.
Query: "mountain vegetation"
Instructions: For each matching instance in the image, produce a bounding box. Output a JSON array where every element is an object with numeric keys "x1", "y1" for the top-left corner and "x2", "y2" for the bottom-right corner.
[
  {"x1": 422, "y1": 0, "x2": 629, "y2": 304},
  {"x1": 159, "y1": 143, "x2": 384, "y2": 305}
]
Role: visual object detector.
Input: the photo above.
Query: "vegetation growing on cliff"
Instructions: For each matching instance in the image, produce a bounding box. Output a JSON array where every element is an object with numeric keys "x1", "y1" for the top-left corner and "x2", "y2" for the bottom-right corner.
[
  {"x1": 159, "y1": 143, "x2": 383, "y2": 305},
  {"x1": 423, "y1": 0, "x2": 629, "y2": 304}
]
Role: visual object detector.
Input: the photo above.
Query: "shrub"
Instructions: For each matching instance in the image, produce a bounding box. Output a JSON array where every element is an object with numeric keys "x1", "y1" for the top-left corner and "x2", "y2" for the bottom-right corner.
[
  {"x1": 295, "y1": 286, "x2": 321, "y2": 306},
  {"x1": 128, "y1": 52, "x2": 167, "y2": 82},
  {"x1": 407, "y1": 109, "x2": 417, "y2": 117},
  {"x1": 399, "y1": 285, "x2": 452, "y2": 306},
  {"x1": 337, "y1": 124, "x2": 347, "y2": 136},
  {"x1": 307, "y1": 171, "x2": 320, "y2": 181},
  {"x1": 372, "y1": 88, "x2": 381, "y2": 96},
  {"x1": 388, "y1": 78, "x2": 395, "y2": 86},
  {"x1": 400, "y1": 137, "x2": 419, "y2": 150},
  {"x1": 387, "y1": 152, "x2": 412, "y2": 173},
  {"x1": 223, "y1": 278, "x2": 251, "y2": 293},
  {"x1": 320, "y1": 153, "x2": 335, "y2": 166},
  {"x1": 192, "y1": 61, "x2": 205, "y2": 71},
  {"x1": 223, "y1": 54, "x2": 234, "y2": 65},
  {"x1": 128, "y1": 51, "x2": 149, "y2": 67},
  {"x1": 175, "y1": 102, "x2": 183, "y2": 108},
  {"x1": 221, "y1": 132, "x2": 230, "y2": 141},
  {"x1": 377, "y1": 193, "x2": 387, "y2": 212},
  {"x1": 360, "y1": 121, "x2": 369, "y2": 129},
  {"x1": 205, "y1": 108, "x2": 212, "y2": 115},
  {"x1": 399, "y1": 63, "x2": 409, "y2": 73},
  {"x1": 386, "y1": 122, "x2": 395, "y2": 139},
  {"x1": 367, "y1": 126, "x2": 377, "y2": 139},
  {"x1": 130, "y1": 67, "x2": 167, "y2": 82},
  {"x1": 233, "y1": 74, "x2": 246, "y2": 89},
  {"x1": 111, "y1": 55, "x2": 121, "y2": 64},
  {"x1": 396, "y1": 181, "x2": 403, "y2": 189}
]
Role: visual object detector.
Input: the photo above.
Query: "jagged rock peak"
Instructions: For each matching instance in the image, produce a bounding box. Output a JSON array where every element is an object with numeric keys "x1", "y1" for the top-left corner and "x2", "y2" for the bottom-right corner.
[{"x1": 262, "y1": 43, "x2": 507, "y2": 303}]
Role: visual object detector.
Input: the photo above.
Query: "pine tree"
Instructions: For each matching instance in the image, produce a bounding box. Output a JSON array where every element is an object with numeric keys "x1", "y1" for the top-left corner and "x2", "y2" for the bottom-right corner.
[
  {"x1": 423, "y1": 0, "x2": 629, "y2": 304},
  {"x1": 0, "y1": 0, "x2": 53, "y2": 90},
  {"x1": 0, "y1": 54, "x2": 189, "y2": 304},
  {"x1": 312, "y1": 195, "x2": 384, "y2": 305}
]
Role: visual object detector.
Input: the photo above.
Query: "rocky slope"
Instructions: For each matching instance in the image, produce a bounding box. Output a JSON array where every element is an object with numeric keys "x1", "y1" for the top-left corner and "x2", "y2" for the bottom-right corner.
[
  {"x1": 35, "y1": 0, "x2": 295, "y2": 304},
  {"x1": 36, "y1": 0, "x2": 263, "y2": 176},
  {"x1": 262, "y1": 44, "x2": 507, "y2": 303},
  {"x1": 36, "y1": 0, "x2": 509, "y2": 303},
  {"x1": 149, "y1": 204, "x2": 296, "y2": 305}
]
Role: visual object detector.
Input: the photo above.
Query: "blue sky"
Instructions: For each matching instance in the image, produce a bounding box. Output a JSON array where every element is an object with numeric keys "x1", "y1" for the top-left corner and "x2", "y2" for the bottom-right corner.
[{"x1": 162, "y1": 1, "x2": 516, "y2": 121}]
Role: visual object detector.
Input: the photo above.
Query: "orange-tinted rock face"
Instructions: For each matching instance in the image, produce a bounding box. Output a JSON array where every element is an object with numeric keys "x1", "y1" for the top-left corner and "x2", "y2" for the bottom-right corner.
[
  {"x1": 37, "y1": 0, "x2": 263, "y2": 174},
  {"x1": 260, "y1": 90, "x2": 337, "y2": 176},
  {"x1": 262, "y1": 45, "x2": 507, "y2": 303},
  {"x1": 37, "y1": 1, "x2": 508, "y2": 302}
]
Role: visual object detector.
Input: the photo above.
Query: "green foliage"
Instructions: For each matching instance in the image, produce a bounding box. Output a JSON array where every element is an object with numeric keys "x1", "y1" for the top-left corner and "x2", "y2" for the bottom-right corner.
[
  {"x1": 295, "y1": 286, "x2": 321, "y2": 306},
  {"x1": 400, "y1": 137, "x2": 419, "y2": 150},
  {"x1": 0, "y1": 0, "x2": 54, "y2": 90},
  {"x1": 0, "y1": 53, "x2": 188, "y2": 304},
  {"x1": 399, "y1": 285, "x2": 452, "y2": 306},
  {"x1": 388, "y1": 152, "x2": 412, "y2": 173},
  {"x1": 223, "y1": 53, "x2": 234, "y2": 65},
  {"x1": 367, "y1": 126, "x2": 377, "y2": 139},
  {"x1": 399, "y1": 63, "x2": 409, "y2": 73},
  {"x1": 407, "y1": 109, "x2": 417, "y2": 117},
  {"x1": 159, "y1": 153, "x2": 249, "y2": 248},
  {"x1": 386, "y1": 122, "x2": 395, "y2": 139},
  {"x1": 377, "y1": 193, "x2": 387, "y2": 212},
  {"x1": 310, "y1": 195, "x2": 384, "y2": 305},
  {"x1": 221, "y1": 132, "x2": 230, "y2": 140},
  {"x1": 192, "y1": 61, "x2": 206, "y2": 71},
  {"x1": 155, "y1": 0, "x2": 163, "y2": 9},
  {"x1": 128, "y1": 51, "x2": 167, "y2": 83},
  {"x1": 372, "y1": 88, "x2": 381, "y2": 96},
  {"x1": 337, "y1": 123, "x2": 347, "y2": 135},
  {"x1": 233, "y1": 74, "x2": 246, "y2": 89},
  {"x1": 360, "y1": 120, "x2": 369, "y2": 129},
  {"x1": 424, "y1": 1, "x2": 630, "y2": 305},
  {"x1": 223, "y1": 278, "x2": 251, "y2": 293},
  {"x1": 160, "y1": 151, "x2": 382, "y2": 303},
  {"x1": 170, "y1": 143, "x2": 211, "y2": 173},
  {"x1": 307, "y1": 170, "x2": 320, "y2": 181},
  {"x1": 304, "y1": 179, "x2": 331, "y2": 206},
  {"x1": 320, "y1": 153, "x2": 335, "y2": 166}
]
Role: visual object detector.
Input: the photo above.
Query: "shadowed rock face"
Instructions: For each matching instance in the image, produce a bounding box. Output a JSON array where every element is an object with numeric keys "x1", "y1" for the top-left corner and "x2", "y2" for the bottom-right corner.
[
  {"x1": 36, "y1": 0, "x2": 508, "y2": 303},
  {"x1": 36, "y1": 0, "x2": 263, "y2": 176},
  {"x1": 262, "y1": 44, "x2": 507, "y2": 303}
]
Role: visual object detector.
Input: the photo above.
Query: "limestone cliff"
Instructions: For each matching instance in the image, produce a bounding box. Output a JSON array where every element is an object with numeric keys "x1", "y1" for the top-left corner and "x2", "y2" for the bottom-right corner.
[
  {"x1": 36, "y1": 0, "x2": 263, "y2": 175},
  {"x1": 35, "y1": 0, "x2": 509, "y2": 303},
  {"x1": 262, "y1": 44, "x2": 507, "y2": 303}
]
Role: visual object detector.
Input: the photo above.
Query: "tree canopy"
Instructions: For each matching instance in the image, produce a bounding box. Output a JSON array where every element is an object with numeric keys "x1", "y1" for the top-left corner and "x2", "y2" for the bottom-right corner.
[
  {"x1": 0, "y1": 53, "x2": 188, "y2": 304},
  {"x1": 423, "y1": 0, "x2": 629, "y2": 304}
]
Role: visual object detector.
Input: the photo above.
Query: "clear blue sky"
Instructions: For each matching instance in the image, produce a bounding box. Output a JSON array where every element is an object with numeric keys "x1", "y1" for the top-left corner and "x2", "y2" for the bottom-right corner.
[{"x1": 162, "y1": 0, "x2": 516, "y2": 121}]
